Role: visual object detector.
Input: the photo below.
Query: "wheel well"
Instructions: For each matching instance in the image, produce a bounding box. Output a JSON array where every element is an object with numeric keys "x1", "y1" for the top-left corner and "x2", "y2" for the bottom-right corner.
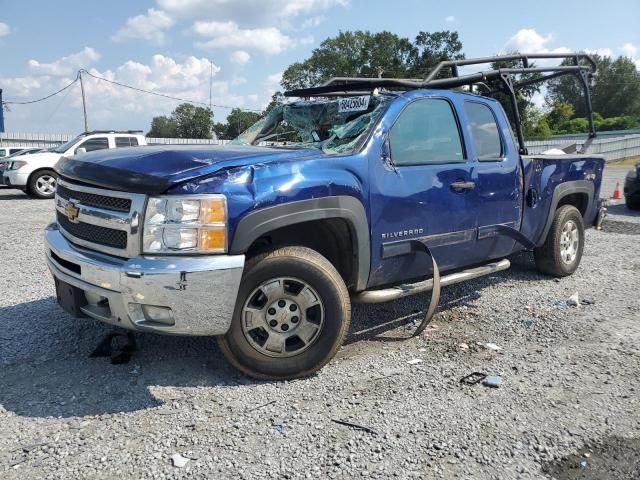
[
  {"x1": 27, "y1": 168, "x2": 56, "y2": 192},
  {"x1": 246, "y1": 218, "x2": 357, "y2": 290},
  {"x1": 557, "y1": 192, "x2": 589, "y2": 217}
]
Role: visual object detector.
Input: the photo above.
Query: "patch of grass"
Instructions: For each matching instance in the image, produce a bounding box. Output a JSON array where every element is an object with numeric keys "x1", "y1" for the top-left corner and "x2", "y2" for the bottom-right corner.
[{"x1": 608, "y1": 156, "x2": 640, "y2": 166}]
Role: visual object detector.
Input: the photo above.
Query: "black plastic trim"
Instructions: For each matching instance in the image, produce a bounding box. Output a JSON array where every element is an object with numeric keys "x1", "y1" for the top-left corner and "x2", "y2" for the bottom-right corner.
[
  {"x1": 536, "y1": 180, "x2": 594, "y2": 246},
  {"x1": 231, "y1": 196, "x2": 370, "y2": 291}
]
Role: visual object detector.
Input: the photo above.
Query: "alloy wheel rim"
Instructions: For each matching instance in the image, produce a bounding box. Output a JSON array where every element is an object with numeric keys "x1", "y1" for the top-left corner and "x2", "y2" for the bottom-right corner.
[
  {"x1": 241, "y1": 277, "x2": 325, "y2": 358},
  {"x1": 36, "y1": 175, "x2": 56, "y2": 195},
  {"x1": 560, "y1": 220, "x2": 580, "y2": 264}
]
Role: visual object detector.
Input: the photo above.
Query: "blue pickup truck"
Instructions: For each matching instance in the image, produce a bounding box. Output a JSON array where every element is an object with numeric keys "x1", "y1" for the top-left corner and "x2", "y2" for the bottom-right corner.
[{"x1": 45, "y1": 54, "x2": 606, "y2": 379}]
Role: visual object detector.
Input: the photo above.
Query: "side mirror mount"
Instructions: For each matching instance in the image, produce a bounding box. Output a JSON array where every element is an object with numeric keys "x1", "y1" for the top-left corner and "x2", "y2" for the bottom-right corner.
[
  {"x1": 76, "y1": 147, "x2": 86, "y2": 155},
  {"x1": 381, "y1": 136, "x2": 391, "y2": 162}
]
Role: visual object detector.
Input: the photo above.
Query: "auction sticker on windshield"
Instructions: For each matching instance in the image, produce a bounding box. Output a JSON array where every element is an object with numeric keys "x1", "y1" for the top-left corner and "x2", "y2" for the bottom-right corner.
[{"x1": 338, "y1": 96, "x2": 370, "y2": 113}]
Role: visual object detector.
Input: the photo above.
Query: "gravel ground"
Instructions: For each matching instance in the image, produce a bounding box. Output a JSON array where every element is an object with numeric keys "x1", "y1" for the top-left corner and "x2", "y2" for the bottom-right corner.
[{"x1": 0, "y1": 166, "x2": 638, "y2": 479}]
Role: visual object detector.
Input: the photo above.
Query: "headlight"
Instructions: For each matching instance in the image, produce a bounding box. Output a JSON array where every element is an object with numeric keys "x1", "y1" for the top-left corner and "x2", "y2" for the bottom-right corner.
[
  {"x1": 9, "y1": 160, "x2": 27, "y2": 170},
  {"x1": 142, "y1": 195, "x2": 227, "y2": 254}
]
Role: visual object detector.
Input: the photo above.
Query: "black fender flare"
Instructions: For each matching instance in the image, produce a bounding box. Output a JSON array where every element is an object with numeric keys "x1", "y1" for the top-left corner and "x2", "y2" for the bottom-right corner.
[
  {"x1": 230, "y1": 196, "x2": 371, "y2": 291},
  {"x1": 536, "y1": 180, "x2": 594, "y2": 246}
]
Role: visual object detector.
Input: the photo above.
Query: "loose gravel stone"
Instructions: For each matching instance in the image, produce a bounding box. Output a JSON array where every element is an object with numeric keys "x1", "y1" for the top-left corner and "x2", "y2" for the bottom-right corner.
[{"x1": 1, "y1": 166, "x2": 639, "y2": 479}]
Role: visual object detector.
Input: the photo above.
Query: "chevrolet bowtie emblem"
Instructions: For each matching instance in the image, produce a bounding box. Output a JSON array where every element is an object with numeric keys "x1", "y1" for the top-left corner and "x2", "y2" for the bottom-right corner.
[{"x1": 65, "y1": 201, "x2": 80, "y2": 223}]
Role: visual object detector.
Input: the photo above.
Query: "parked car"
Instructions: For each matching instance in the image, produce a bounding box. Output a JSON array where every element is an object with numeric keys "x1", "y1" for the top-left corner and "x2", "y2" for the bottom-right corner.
[
  {"x1": 1, "y1": 130, "x2": 146, "y2": 199},
  {"x1": 44, "y1": 54, "x2": 606, "y2": 379},
  {"x1": 0, "y1": 146, "x2": 31, "y2": 158},
  {"x1": 0, "y1": 148, "x2": 41, "y2": 181},
  {"x1": 623, "y1": 161, "x2": 640, "y2": 210}
]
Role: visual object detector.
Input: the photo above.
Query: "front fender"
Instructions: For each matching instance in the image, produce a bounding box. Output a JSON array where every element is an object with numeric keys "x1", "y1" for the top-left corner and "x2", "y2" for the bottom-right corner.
[{"x1": 230, "y1": 196, "x2": 370, "y2": 291}]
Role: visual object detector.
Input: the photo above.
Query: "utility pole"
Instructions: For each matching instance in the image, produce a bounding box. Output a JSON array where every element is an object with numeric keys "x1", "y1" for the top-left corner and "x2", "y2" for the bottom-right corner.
[
  {"x1": 209, "y1": 60, "x2": 213, "y2": 110},
  {"x1": 79, "y1": 70, "x2": 89, "y2": 132}
]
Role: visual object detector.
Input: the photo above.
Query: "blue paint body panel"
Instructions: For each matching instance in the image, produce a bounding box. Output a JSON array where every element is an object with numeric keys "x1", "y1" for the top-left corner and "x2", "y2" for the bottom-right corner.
[{"x1": 59, "y1": 89, "x2": 605, "y2": 291}]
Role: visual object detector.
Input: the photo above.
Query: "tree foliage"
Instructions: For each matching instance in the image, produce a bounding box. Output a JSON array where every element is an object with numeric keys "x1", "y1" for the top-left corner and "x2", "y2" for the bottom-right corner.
[
  {"x1": 147, "y1": 103, "x2": 214, "y2": 139},
  {"x1": 547, "y1": 55, "x2": 640, "y2": 118},
  {"x1": 212, "y1": 108, "x2": 263, "y2": 140},
  {"x1": 280, "y1": 30, "x2": 464, "y2": 91}
]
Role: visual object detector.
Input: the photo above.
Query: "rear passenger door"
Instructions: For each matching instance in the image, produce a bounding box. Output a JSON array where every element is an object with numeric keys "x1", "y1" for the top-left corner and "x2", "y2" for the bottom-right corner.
[{"x1": 463, "y1": 100, "x2": 522, "y2": 262}]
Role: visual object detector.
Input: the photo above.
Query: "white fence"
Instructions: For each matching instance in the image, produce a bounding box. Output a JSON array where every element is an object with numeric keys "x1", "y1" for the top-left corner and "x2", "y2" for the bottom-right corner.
[
  {"x1": 2, "y1": 131, "x2": 639, "y2": 161},
  {"x1": 525, "y1": 134, "x2": 640, "y2": 161},
  {"x1": 0, "y1": 132, "x2": 223, "y2": 148}
]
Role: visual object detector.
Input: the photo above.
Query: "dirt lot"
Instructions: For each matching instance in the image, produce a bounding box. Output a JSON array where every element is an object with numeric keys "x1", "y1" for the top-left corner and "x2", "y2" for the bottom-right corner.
[{"x1": 0, "y1": 166, "x2": 638, "y2": 479}]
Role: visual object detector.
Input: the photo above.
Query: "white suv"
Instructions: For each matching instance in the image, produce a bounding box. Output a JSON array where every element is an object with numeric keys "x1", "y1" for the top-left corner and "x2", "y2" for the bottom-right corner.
[{"x1": 2, "y1": 130, "x2": 147, "y2": 199}]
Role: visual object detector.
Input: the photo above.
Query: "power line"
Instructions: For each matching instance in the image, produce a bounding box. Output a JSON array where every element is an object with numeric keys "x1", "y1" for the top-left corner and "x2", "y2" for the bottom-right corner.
[
  {"x1": 81, "y1": 69, "x2": 261, "y2": 112},
  {"x1": 3, "y1": 74, "x2": 79, "y2": 105}
]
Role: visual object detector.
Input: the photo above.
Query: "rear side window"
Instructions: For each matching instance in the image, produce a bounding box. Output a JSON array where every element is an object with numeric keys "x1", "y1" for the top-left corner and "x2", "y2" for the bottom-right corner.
[
  {"x1": 76, "y1": 137, "x2": 109, "y2": 153},
  {"x1": 115, "y1": 136, "x2": 139, "y2": 147},
  {"x1": 464, "y1": 102, "x2": 503, "y2": 161},
  {"x1": 389, "y1": 98, "x2": 464, "y2": 166},
  {"x1": 9, "y1": 148, "x2": 23, "y2": 155}
]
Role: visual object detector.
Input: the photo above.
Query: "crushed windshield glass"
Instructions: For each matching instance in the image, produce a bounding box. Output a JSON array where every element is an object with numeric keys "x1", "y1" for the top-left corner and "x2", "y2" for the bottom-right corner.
[{"x1": 231, "y1": 95, "x2": 391, "y2": 155}]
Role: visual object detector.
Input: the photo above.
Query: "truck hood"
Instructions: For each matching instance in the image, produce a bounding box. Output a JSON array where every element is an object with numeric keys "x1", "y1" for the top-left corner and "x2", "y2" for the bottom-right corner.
[
  {"x1": 15, "y1": 151, "x2": 63, "y2": 164},
  {"x1": 56, "y1": 144, "x2": 327, "y2": 194}
]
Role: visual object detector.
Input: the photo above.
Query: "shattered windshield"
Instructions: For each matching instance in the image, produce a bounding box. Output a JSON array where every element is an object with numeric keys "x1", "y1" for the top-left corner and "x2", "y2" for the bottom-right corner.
[{"x1": 232, "y1": 94, "x2": 391, "y2": 155}]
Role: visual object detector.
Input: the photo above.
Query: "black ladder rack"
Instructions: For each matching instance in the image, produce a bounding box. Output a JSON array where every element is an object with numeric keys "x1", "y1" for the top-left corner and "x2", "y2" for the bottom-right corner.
[{"x1": 284, "y1": 53, "x2": 598, "y2": 155}]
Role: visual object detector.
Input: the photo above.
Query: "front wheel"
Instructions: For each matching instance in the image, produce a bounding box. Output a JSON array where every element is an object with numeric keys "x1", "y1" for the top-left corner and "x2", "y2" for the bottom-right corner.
[
  {"x1": 28, "y1": 169, "x2": 57, "y2": 199},
  {"x1": 534, "y1": 205, "x2": 585, "y2": 277},
  {"x1": 217, "y1": 246, "x2": 351, "y2": 380}
]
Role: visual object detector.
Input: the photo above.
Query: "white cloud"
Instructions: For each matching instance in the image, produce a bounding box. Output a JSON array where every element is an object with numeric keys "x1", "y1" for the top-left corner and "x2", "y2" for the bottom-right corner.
[
  {"x1": 506, "y1": 29, "x2": 553, "y2": 52},
  {"x1": 1, "y1": 51, "x2": 265, "y2": 133},
  {"x1": 0, "y1": 21, "x2": 10, "y2": 37},
  {"x1": 301, "y1": 15, "x2": 326, "y2": 29},
  {"x1": 230, "y1": 50, "x2": 251, "y2": 65},
  {"x1": 621, "y1": 42, "x2": 638, "y2": 58},
  {"x1": 111, "y1": 8, "x2": 174, "y2": 45},
  {"x1": 157, "y1": 0, "x2": 348, "y2": 23},
  {"x1": 28, "y1": 47, "x2": 100, "y2": 76},
  {"x1": 266, "y1": 71, "x2": 283, "y2": 92},
  {"x1": 193, "y1": 21, "x2": 292, "y2": 54},
  {"x1": 585, "y1": 48, "x2": 614, "y2": 58},
  {"x1": 445, "y1": 15, "x2": 455, "y2": 23}
]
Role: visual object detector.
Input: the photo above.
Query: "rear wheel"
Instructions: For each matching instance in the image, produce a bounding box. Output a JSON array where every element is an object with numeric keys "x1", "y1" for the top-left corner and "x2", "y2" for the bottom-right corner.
[
  {"x1": 534, "y1": 205, "x2": 585, "y2": 277},
  {"x1": 217, "y1": 246, "x2": 351, "y2": 380},
  {"x1": 28, "y1": 169, "x2": 57, "y2": 199}
]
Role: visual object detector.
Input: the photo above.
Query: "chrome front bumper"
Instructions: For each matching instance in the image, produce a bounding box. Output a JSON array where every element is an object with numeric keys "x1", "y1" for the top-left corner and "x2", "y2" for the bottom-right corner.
[{"x1": 45, "y1": 222, "x2": 245, "y2": 336}]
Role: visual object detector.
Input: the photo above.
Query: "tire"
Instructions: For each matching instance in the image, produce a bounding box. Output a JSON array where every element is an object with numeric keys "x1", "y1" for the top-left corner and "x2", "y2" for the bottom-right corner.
[
  {"x1": 534, "y1": 205, "x2": 585, "y2": 277},
  {"x1": 217, "y1": 246, "x2": 351, "y2": 380},
  {"x1": 28, "y1": 169, "x2": 57, "y2": 199},
  {"x1": 626, "y1": 198, "x2": 640, "y2": 210}
]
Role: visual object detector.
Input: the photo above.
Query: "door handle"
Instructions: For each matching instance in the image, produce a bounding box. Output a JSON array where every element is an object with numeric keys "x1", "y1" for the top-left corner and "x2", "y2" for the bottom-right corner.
[{"x1": 450, "y1": 181, "x2": 475, "y2": 192}]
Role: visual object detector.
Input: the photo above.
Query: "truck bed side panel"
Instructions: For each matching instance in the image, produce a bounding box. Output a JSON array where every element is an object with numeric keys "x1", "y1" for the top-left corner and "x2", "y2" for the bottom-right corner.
[{"x1": 520, "y1": 154, "x2": 605, "y2": 245}]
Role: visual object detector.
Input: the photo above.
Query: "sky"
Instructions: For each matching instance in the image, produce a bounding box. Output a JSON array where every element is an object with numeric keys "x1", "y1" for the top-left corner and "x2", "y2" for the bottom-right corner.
[{"x1": 0, "y1": 0, "x2": 639, "y2": 134}]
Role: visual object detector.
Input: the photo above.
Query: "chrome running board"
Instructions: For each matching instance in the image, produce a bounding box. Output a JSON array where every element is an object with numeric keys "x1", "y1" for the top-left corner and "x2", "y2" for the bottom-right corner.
[{"x1": 352, "y1": 259, "x2": 511, "y2": 304}]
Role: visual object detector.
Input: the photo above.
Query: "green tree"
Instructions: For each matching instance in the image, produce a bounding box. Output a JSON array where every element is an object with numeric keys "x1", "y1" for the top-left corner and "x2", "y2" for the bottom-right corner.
[
  {"x1": 545, "y1": 101, "x2": 574, "y2": 131},
  {"x1": 547, "y1": 55, "x2": 640, "y2": 118},
  {"x1": 148, "y1": 103, "x2": 214, "y2": 139},
  {"x1": 225, "y1": 108, "x2": 263, "y2": 139},
  {"x1": 147, "y1": 115, "x2": 177, "y2": 138},
  {"x1": 280, "y1": 30, "x2": 464, "y2": 91},
  {"x1": 173, "y1": 103, "x2": 214, "y2": 139}
]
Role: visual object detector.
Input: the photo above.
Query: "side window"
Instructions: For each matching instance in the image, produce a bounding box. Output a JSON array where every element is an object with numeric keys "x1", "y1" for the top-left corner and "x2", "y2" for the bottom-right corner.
[
  {"x1": 115, "y1": 136, "x2": 138, "y2": 147},
  {"x1": 10, "y1": 148, "x2": 23, "y2": 155},
  {"x1": 464, "y1": 102, "x2": 503, "y2": 161},
  {"x1": 389, "y1": 98, "x2": 464, "y2": 166},
  {"x1": 76, "y1": 137, "x2": 109, "y2": 153}
]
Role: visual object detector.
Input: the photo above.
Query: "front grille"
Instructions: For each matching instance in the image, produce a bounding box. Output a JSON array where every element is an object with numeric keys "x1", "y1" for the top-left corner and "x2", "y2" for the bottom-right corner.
[
  {"x1": 57, "y1": 211, "x2": 127, "y2": 249},
  {"x1": 56, "y1": 184, "x2": 131, "y2": 212}
]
